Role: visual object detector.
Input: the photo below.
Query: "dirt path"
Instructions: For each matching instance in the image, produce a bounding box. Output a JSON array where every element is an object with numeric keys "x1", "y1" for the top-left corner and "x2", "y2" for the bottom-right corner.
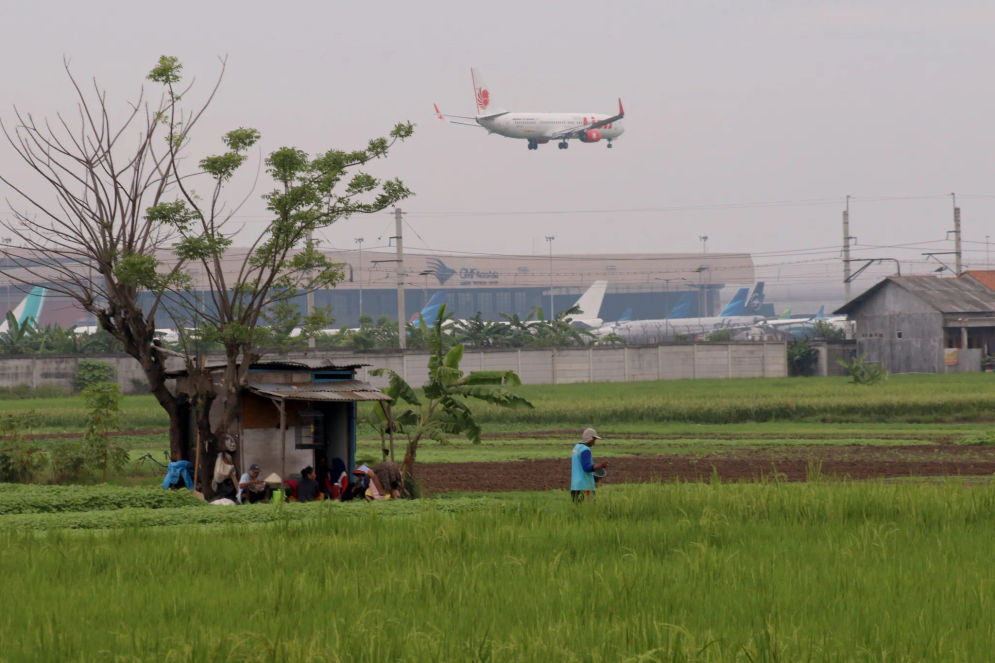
[{"x1": 415, "y1": 444, "x2": 995, "y2": 494}]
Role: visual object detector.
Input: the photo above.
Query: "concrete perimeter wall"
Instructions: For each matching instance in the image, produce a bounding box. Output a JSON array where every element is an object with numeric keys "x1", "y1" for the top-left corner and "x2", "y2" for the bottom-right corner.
[
  {"x1": 0, "y1": 343, "x2": 787, "y2": 392},
  {"x1": 345, "y1": 343, "x2": 787, "y2": 388}
]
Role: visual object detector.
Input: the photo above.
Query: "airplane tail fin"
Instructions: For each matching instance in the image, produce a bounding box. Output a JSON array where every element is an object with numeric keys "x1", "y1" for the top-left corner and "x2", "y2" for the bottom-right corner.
[
  {"x1": 617, "y1": 307, "x2": 632, "y2": 323},
  {"x1": 815, "y1": 305, "x2": 825, "y2": 320},
  {"x1": 744, "y1": 282, "x2": 765, "y2": 314},
  {"x1": 470, "y1": 68, "x2": 507, "y2": 118},
  {"x1": 719, "y1": 288, "x2": 749, "y2": 317},
  {"x1": 780, "y1": 307, "x2": 792, "y2": 319},
  {"x1": 0, "y1": 286, "x2": 45, "y2": 334},
  {"x1": 666, "y1": 292, "x2": 694, "y2": 319},
  {"x1": 573, "y1": 281, "x2": 607, "y2": 319},
  {"x1": 410, "y1": 292, "x2": 447, "y2": 328}
]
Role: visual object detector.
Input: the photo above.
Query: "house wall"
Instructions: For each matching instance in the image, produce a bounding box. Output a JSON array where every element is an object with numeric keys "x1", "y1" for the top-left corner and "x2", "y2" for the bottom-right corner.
[{"x1": 851, "y1": 283, "x2": 945, "y2": 373}]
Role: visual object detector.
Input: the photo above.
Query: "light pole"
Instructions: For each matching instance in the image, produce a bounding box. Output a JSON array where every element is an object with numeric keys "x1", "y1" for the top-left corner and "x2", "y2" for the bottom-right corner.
[
  {"x1": 694, "y1": 264, "x2": 710, "y2": 316},
  {"x1": 354, "y1": 237, "x2": 364, "y2": 321},
  {"x1": 1, "y1": 237, "x2": 11, "y2": 315},
  {"x1": 545, "y1": 235, "x2": 555, "y2": 318},
  {"x1": 699, "y1": 235, "x2": 709, "y2": 254}
]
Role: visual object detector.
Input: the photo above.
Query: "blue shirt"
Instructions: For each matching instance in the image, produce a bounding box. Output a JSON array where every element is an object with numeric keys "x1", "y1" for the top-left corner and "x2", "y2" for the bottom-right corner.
[{"x1": 571, "y1": 443, "x2": 596, "y2": 491}]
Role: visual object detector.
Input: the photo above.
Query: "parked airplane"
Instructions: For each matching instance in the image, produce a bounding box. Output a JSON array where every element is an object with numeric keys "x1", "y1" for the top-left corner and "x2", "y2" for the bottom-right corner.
[
  {"x1": 0, "y1": 286, "x2": 46, "y2": 334},
  {"x1": 744, "y1": 305, "x2": 852, "y2": 341},
  {"x1": 435, "y1": 68, "x2": 624, "y2": 150},
  {"x1": 595, "y1": 283, "x2": 767, "y2": 343},
  {"x1": 568, "y1": 280, "x2": 609, "y2": 329},
  {"x1": 409, "y1": 292, "x2": 448, "y2": 329},
  {"x1": 666, "y1": 293, "x2": 694, "y2": 319},
  {"x1": 718, "y1": 288, "x2": 750, "y2": 317}
]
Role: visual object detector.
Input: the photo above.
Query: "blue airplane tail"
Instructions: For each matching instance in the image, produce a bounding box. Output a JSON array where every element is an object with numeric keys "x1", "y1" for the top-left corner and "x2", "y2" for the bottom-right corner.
[
  {"x1": 666, "y1": 292, "x2": 694, "y2": 319},
  {"x1": 617, "y1": 307, "x2": 632, "y2": 323},
  {"x1": 743, "y1": 282, "x2": 765, "y2": 314},
  {"x1": 719, "y1": 288, "x2": 749, "y2": 317},
  {"x1": 410, "y1": 292, "x2": 447, "y2": 328}
]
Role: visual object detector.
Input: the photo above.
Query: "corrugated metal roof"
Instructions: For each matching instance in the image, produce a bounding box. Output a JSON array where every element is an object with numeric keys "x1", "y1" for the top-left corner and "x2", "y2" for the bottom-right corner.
[
  {"x1": 247, "y1": 380, "x2": 391, "y2": 403},
  {"x1": 835, "y1": 276, "x2": 995, "y2": 316},
  {"x1": 165, "y1": 357, "x2": 368, "y2": 378}
]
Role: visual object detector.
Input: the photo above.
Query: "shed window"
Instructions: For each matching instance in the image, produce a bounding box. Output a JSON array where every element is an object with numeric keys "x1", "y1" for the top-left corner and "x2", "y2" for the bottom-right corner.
[
  {"x1": 295, "y1": 409, "x2": 324, "y2": 449},
  {"x1": 312, "y1": 370, "x2": 352, "y2": 382},
  {"x1": 896, "y1": 331, "x2": 903, "y2": 339}
]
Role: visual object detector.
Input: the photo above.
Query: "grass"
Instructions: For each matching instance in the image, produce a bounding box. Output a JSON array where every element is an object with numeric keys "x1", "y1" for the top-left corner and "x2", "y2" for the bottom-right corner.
[
  {"x1": 2, "y1": 480, "x2": 995, "y2": 661},
  {"x1": 467, "y1": 373, "x2": 995, "y2": 425}
]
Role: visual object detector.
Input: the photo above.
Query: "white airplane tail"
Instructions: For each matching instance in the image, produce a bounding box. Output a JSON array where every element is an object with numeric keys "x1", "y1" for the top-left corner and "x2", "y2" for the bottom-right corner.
[
  {"x1": 470, "y1": 68, "x2": 507, "y2": 118},
  {"x1": 574, "y1": 280, "x2": 607, "y2": 319}
]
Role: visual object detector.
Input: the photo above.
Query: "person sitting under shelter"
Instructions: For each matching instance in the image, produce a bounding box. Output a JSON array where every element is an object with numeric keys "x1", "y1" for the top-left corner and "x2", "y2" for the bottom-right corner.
[
  {"x1": 373, "y1": 461, "x2": 403, "y2": 499},
  {"x1": 297, "y1": 466, "x2": 321, "y2": 502},
  {"x1": 328, "y1": 458, "x2": 349, "y2": 499},
  {"x1": 238, "y1": 464, "x2": 269, "y2": 504}
]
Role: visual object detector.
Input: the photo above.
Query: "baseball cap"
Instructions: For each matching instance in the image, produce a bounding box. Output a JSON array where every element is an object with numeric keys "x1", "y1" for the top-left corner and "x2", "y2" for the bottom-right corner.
[
  {"x1": 249, "y1": 463, "x2": 261, "y2": 471},
  {"x1": 581, "y1": 428, "x2": 602, "y2": 443},
  {"x1": 352, "y1": 464, "x2": 371, "y2": 475}
]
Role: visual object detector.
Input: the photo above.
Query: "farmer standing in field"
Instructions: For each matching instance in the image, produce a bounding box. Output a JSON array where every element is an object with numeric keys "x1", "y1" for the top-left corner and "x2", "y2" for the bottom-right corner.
[{"x1": 571, "y1": 428, "x2": 608, "y2": 503}]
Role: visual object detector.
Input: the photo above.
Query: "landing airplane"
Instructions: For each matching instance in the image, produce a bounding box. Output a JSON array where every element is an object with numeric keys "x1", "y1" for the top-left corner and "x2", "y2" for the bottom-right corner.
[{"x1": 434, "y1": 68, "x2": 624, "y2": 151}]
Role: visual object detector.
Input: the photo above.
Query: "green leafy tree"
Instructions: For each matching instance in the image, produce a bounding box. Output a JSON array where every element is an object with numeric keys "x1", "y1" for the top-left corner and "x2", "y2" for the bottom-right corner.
[
  {"x1": 82, "y1": 382, "x2": 126, "y2": 482},
  {"x1": 370, "y1": 305, "x2": 533, "y2": 479},
  {"x1": 452, "y1": 312, "x2": 505, "y2": 348},
  {"x1": 787, "y1": 339, "x2": 819, "y2": 376},
  {"x1": 73, "y1": 360, "x2": 117, "y2": 392},
  {"x1": 0, "y1": 56, "x2": 412, "y2": 469},
  {"x1": 0, "y1": 312, "x2": 38, "y2": 355},
  {"x1": 498, "y1": 311, "x2": 538, "y2": 347},
  {"x1": 0, "y1": 412, "x2": 44, "y2": 482},
  {"x1": 530, "y1": 305, "x2": 595, "y2": 347},
  {"x1": 812, "y1": 320, "x2": 846, "y2": 342},
  {"x1": 838, "y1": 353, "x2": 888, "y2": 385}
]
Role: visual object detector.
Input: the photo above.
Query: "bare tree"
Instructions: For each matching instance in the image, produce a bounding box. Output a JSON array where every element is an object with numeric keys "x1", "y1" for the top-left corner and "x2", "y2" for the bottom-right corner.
[{"x1": 0, "y1": 56, "x2": 413, "y2": 476}]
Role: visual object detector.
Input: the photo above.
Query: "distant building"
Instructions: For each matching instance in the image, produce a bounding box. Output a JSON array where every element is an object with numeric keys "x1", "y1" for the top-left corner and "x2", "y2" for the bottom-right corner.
[
  {"x1": 835, "y1": 275, "x2": 995, "y2": 373},
  {"x1": 5, "y1": 248, "x2": 757, "y2": 329}
]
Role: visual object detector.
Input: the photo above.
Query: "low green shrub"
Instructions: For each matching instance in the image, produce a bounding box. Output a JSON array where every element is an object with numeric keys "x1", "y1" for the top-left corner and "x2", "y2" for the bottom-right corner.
[
  {"x1": 72, "y1": 359, "x2": 117, "y2": 392},
  {"x1": 0, "y1": 484, "x2": 204, "y2": 515}
]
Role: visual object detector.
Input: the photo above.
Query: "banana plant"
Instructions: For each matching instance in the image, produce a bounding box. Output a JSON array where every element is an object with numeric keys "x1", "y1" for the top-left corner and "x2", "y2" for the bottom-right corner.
[{"x1": 370, "y1": 304, "x2": 532, "y2": 478}]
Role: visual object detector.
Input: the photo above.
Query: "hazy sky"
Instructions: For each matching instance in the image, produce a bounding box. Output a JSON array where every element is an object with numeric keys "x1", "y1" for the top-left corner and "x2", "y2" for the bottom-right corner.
[{"x1": 3, "y1": 0, "x2": 995, "y2": 295}]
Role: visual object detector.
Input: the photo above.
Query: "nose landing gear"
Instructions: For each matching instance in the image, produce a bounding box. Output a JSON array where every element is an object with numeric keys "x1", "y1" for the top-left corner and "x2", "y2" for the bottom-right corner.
[{"x1": 606, "y1": 141, "x2": 614, "y2": 149}]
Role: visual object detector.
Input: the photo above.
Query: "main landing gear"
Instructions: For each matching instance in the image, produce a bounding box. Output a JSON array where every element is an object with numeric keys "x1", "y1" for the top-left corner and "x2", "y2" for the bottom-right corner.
[
  {"x1": 527, "y1": 139, "x2": 538, "y2": 150},
  {"x1": 557, "y1": 141, "x2": 569, "y2": 149}
]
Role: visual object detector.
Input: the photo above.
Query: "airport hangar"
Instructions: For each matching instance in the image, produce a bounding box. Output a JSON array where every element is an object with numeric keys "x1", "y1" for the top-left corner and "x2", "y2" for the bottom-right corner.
[
  {"x1": 1, "y1": 249, "x2": 756, "y2": 329},
  {"x1": 263, "y1": 249, "x2": 757, "y2": 328}
]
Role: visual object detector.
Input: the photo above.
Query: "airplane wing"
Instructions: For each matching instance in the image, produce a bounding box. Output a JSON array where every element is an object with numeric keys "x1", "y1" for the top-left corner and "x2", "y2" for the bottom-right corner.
[
  {"x1": 551, "y1": 98, "x2": 624, "y2": 139},
  {"x1": 434, "y1": 104, "x2": 486, "y2": 128}
]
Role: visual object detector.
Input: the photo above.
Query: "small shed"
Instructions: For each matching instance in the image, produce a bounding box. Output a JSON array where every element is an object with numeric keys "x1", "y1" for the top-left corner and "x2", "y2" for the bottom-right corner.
[
  {"x1": 168, "y1": 358, "x2": 391, "y2": 481},
  {"x1": 835, "y1": 276, "x2": 995, "y2": 373}
]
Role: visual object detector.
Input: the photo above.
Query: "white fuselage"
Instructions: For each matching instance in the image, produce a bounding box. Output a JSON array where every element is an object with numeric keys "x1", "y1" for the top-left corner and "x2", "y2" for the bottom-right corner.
[
  {"x1": 478, "y1": 112, "x2": 624, "y2": 142},
  {"x1": 595, "y1": 315, "x2": 766, "y2": 344}
]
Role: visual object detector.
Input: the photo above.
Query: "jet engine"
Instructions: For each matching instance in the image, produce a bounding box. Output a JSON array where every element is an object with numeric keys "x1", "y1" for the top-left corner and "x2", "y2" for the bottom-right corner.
[{"x1": 580, "y1": 129, "x2": 602, "y2": 143}]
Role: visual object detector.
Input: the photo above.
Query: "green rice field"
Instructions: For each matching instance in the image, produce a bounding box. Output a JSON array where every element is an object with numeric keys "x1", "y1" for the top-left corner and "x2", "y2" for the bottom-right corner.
[
  {"x1": 7, "y1": 373, "x2": 995, "y2": 436},
  {"x1": 2, "y1": 480, "x2": 995, "y2": 661}
]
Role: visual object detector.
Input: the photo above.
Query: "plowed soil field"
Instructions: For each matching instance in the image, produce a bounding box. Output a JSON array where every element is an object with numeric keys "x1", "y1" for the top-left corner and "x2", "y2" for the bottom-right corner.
[{"x1": 416, "y1": 444, "x2": 995, "y2": 494}]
